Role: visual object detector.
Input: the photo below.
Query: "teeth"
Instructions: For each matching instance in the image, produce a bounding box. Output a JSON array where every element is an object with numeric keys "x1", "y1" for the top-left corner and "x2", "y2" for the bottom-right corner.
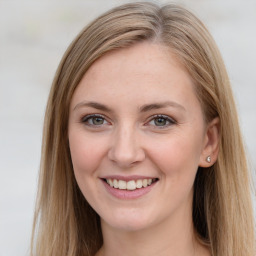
[
  {"x1": 127, "y1": 180, "x2": 136, "y2": 190},
  {"x1": 142, "y1": 179, "x2": 148, "y2": 187},
  {"x1": 113, "y1": 179, "x2": 118, "y2": 188},
  {"x1": 108, "y1": 179, "x2": 113, "y2": 187},
  {"x1": 136, "y1": 179, "x2": 142, "y2": 189},
  {"x1": 105, "y1": 178, "x2": 155, "y2": 190},
  {"x1": 119, "y1": 180, "x2": 127, "y2": 190}
]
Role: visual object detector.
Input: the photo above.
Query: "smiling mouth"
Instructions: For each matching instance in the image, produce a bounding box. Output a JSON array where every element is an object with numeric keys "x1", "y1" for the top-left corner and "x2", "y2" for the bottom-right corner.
[{"x1": 103, "y1": 178, "x2": 159, "y2": 190}]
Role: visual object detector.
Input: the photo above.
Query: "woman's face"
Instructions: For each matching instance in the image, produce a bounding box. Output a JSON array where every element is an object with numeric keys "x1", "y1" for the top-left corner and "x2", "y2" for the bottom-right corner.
[{"x1": 68, "y1": 42, "x2": 210, "y2": 232}]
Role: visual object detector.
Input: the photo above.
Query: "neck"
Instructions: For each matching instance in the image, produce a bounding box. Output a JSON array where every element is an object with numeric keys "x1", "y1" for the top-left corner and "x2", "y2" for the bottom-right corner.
[{"x1": 96, "y1": 206, "x2": 210, "y2": 256}]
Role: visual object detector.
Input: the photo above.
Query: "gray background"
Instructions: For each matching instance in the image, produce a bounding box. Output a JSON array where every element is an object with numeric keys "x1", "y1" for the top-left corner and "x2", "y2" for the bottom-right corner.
[{"x1": 0, "y1": 0, "x2": 255, "y2": 255}]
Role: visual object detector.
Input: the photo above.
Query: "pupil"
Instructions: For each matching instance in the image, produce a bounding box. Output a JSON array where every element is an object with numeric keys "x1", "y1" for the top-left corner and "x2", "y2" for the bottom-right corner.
[
  {"x1": 155, "y1": 118, "x2": 166, "y2": 126},
  {"x1": 93, "y1": 117, "x2": 104, "y2": 125}
]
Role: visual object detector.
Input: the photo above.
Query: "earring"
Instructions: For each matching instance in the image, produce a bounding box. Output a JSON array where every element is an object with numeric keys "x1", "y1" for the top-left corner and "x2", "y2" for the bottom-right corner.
[{"x1": 206, "y1": 156, "x2": 211, "y2": 163}]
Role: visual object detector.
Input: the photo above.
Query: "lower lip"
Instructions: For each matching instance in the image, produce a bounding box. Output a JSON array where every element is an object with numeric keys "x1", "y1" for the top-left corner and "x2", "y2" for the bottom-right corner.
[{"x1": 102, "y1": 180, "x2": 157, "y2": 199}]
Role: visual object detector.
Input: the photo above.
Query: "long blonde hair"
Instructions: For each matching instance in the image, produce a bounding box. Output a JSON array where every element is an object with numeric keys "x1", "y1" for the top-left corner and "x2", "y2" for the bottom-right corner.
[{"x1": 31, "y1": 2, "x2": 255, "y2": 256}]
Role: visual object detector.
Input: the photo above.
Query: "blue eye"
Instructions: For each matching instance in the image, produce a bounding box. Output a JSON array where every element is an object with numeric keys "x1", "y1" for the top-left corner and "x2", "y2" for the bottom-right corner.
[
  {"x1": 82, "y1": 114, "x2": 108, "y2": 126},
  {"x1": 148, "y1": 115, "x2": 175, "y2": 128}
]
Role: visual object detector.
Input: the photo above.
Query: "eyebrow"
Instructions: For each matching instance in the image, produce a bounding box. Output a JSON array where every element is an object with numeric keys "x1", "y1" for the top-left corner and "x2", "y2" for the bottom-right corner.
[
  {"x1": 139, "y1": 101, "x2": 186, "y2": 112},
  {"x1": 73, "y1": 101, "x2": 113, "y2": 112},
  {"x1": 73, "y1": 100, "x2": 185, "y2": 112}
]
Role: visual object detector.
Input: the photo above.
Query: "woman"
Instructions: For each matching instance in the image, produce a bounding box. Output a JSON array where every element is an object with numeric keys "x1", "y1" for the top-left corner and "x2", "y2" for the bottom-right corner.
[{"x1": 31, "y1": 2, "x2": 255, "y2": 256}]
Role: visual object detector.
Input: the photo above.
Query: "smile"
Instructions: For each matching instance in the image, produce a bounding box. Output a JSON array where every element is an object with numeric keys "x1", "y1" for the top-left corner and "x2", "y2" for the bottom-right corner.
[{"x1": 104, "y1": 178, "x2": 158, "y2": 190}]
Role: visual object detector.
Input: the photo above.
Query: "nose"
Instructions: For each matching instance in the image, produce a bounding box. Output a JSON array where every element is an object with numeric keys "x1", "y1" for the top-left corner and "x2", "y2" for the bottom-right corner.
[{"x1": 108, "y1": 124, "x2": 145, "y2": 168}]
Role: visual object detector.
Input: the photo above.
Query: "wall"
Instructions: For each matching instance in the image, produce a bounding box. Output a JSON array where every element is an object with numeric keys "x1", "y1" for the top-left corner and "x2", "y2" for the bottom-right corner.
[{"x1": 0, "y1": 1, "x2": 255, "y2": 255}]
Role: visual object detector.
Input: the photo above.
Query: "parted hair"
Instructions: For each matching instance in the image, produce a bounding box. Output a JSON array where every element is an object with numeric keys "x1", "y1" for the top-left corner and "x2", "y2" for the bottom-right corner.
[{"x1": 31, "y1": 2, "x2": 255, "y2": 256}]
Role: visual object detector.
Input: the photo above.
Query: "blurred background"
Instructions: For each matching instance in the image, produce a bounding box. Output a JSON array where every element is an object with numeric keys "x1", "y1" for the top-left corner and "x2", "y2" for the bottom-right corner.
[{"x1": 0, "y1": 0, "x2": 255, "y2": 255}]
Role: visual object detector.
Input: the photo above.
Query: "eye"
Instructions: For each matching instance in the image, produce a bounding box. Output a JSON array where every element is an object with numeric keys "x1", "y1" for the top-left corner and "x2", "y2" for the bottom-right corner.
[
  {"x1": 147, "y1": 115, "x2": 176, "y2": 128},
  {"x1": 81, "y1": 114, "x2": 109, "y2": 126}
]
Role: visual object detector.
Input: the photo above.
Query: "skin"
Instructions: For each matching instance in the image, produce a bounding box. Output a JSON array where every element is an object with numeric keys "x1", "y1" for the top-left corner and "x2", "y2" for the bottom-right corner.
[{"x1": 68, "y1": 42, "x2": 219, "y2": 256}]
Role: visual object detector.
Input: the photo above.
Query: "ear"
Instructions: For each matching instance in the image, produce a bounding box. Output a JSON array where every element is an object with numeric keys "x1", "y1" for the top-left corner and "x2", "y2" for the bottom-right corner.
[{"x1": 199, "y1": 117, "x2": 220, "y2": 167}]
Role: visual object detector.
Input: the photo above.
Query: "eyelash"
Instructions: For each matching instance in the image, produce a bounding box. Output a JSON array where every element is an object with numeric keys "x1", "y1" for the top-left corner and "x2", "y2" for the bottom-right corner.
[
  {"x1": 81, "y1": 114, "x2": 110, "y2": 127},
  {"x1": 81, "y1": 114, "x2": 176, "y2": 128},
  {"x1": 146, "y1": 114, "x2": 176, "y2": 128}
]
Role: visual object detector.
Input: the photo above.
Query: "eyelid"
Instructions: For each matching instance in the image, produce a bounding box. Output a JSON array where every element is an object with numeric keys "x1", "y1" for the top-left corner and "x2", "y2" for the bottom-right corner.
[
  {"x1": 80, "y1": 113, "x2": 176, "y2": 128},
  {"x1": 81, "y1": 114, "x2": 111, "y2": 126},
  {"x1": 146, "y1": 114, "x2": 176, "y2": 128}
]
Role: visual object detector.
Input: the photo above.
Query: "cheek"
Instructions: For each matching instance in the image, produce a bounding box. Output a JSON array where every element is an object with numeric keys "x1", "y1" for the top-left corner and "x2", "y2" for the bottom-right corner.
[
  {"x1": 68, "y1": 131, "x2": 109, "y2": 205},
  {"x1": 148, "y1": 133, "x2": 202, "y2": 180},
  {"x1": 68, "y1": 130, "x2": 106, "y2": 176}
]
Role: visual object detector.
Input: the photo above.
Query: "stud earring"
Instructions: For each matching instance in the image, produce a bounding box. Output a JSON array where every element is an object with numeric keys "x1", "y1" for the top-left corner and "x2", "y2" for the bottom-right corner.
[{"x1": 206, "y1": 156, "x2": 211, "y2": 163}]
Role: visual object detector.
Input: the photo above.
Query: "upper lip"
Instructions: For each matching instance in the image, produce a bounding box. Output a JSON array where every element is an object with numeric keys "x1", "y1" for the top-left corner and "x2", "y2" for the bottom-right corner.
[{"x1": 101, "y1": 175, "x2": 158, "y2": 181}]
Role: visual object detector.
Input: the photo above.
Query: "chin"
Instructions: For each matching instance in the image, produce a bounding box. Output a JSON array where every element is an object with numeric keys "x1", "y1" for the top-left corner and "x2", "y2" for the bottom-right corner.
[
  {"x1": 101, "y1": 209, "x2": 156, "y2": 232},
  {"x1": 104, "y1": 220, "x2": 151, "y2": 232}
]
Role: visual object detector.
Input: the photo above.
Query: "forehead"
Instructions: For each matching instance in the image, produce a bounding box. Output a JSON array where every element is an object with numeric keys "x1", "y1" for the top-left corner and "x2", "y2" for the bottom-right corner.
[
  {"x1": 84, "y1": 42, "x2": 186, "y2": 84},
  {"x1": 70, "y1": 42, "x2": 200, "y2": 114}
]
